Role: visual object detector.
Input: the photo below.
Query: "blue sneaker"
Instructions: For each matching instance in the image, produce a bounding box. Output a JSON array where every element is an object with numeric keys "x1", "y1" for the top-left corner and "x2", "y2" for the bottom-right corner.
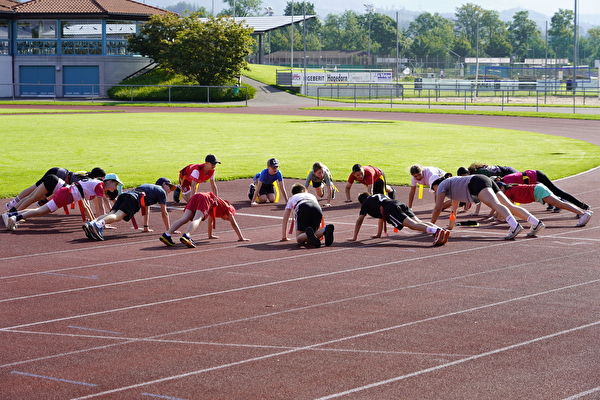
[
  {"x1": 89, "y1": 222, "x2": 104, "y2": 241},
  {"x1": 160, "y1": 233, "x2": 176, "y2": 246}
]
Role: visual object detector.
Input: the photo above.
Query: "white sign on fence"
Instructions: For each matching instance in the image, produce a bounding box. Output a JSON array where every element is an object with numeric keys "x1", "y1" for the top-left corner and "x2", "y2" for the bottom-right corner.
[{"x1": 291, "y1": 72, "x2": 393, "y2": 85}]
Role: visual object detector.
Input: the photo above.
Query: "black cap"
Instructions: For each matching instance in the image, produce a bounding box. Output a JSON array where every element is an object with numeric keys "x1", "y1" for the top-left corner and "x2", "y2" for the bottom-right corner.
[
  {"x1": 205, "y1": 154, "x2": 221, "y2": 164},
  {"x1": 267, "y1": 158, "x2": 279, "y2": 168},
  {"x1": 156, "y1": 177, "x2": 176, "y2": 190}
]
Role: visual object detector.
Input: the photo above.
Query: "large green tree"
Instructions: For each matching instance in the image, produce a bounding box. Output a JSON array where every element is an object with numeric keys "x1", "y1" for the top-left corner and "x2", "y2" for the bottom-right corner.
[
  {"x1": 549, "y1": 9, "x2": 574, "y2": 59},
  {"x1": 508, "y1": 11, "x2": 543, "y2": 61},
  {"x1": 128, "y1": 13, "x2": 255, "y2": 85},
  {"x1": 407, "y1": 12, "x2": 454, "y2": 58}
]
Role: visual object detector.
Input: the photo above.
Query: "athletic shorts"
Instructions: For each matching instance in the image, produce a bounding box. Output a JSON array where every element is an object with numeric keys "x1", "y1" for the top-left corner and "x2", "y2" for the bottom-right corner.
[
  {"x1": 533, "y1": 183, "x2": 553, "y2": 204},
  {"x1": 46, "y1": 186, "x2": 74, "y2": 212},
  {"x1": 111, "y1": 192, "x2": 140, "y2": 222},
  {"x1": 468, "y1": 175, "x2": 499, "y2": 196},
  {"x1": 373, "y1": 174, "x2": 386, "y2": 195},
  {"x1": 382, "y1": 202, "x2": 414, "y2": 231},
  {"x1": 259, "y1": 183, "x2": 275, "y2": 196},
  {"x1": 184, "y1": 193, "x2": 214, "y2": 218},
  {"x1": 41, "y1": 174, "x2": 65, "y2": 197},
  {"x1": 296, "y1": 202, "x2": 322, "y2": 232},
  {"x1": 310, "y1": 179, "x2": 323, "y2": 188}
]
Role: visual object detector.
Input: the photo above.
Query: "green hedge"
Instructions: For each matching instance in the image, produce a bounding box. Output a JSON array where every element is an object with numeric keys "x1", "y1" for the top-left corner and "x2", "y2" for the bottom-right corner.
[{"x1": 107, "y1": 67, "x2": 256, "y2": 102}]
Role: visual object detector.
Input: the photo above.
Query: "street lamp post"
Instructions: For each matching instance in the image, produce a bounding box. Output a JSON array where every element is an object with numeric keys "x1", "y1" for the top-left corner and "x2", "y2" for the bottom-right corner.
[{"x1": 364, "y1": 3, "x2": 374, "y2": 63}]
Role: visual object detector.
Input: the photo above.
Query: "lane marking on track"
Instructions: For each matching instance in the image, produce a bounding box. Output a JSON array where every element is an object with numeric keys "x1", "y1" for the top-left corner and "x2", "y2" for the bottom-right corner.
[{"x1": 10, "y1": 371, "x2": 97, "y2": 387}]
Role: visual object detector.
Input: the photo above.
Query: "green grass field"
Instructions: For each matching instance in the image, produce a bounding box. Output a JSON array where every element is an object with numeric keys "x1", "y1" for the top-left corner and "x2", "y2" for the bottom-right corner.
[{"x1": 1, "y1": 111, "x2": 599, "y2": 198}]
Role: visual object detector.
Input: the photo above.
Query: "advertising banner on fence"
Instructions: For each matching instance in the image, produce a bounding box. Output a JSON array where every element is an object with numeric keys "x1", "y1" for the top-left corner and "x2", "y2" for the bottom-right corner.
[{"x1": 291, "y1": 71, "x2": 393, "y2": 85}]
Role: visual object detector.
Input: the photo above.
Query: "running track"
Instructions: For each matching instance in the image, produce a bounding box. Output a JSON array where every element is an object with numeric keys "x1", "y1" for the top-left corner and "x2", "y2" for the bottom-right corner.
[{"x1": 1, "y1": 101, "x2": 599, "y2": 399}]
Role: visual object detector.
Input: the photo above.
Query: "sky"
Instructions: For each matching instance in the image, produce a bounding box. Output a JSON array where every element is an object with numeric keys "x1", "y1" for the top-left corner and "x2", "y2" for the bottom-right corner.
[{"x1": 145, "y1": 0, "x2": 600, "y2": 22}]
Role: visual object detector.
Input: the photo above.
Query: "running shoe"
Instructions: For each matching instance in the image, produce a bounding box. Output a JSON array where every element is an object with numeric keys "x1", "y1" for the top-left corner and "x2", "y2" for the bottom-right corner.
[
  {"x1": 160, "y1": 233, "x2": 176, "y2": 246},
  {"x1": 6, "y1": 215, "x2": 18, "y2": 231},
  {"x1": 527, "y1": 221, "x2": 545, "y2": 237},
  {"x1": 82, "y1": 222, "x2": 98, "y2": 240},
  {"x1": 576, "y1": 210, "x2": 593, "y2": 227},
  {"x1": 305, "y1": 226, "x2": 321, "y2": 248},
  {"x1": 2, "y1": 212, "x2": 8, "y2": 229},
  {"x1": 504, "y1": 224, "x2": 524, "y2": 240},
  {"x1": 331, "y1": 186, "x2": 336, "y2": 199},
  {"x1": 247, "y1": 183, "x2": 256, "y2": 201},
  {"x1": 324, "y1": 224, "x2": 335, "y2": 246},
  {"x1": 546, "y1": 204, "x2": 554, "y2": 211},
  {"x1": 441, "y1": 229, "x2": 450, "y2": 245},
  {"x1": 433, "y1": 228, "x2": 447, "y2": 246},
  {"x1": 552, "y1": 207, "x2": 561, "y2": 213},
  {"x1": 180, "y1": 233, "x2": 196, "y2": 248},
  {"x1": 89, "y1": 222, "x2": 104, "y2": 241}
]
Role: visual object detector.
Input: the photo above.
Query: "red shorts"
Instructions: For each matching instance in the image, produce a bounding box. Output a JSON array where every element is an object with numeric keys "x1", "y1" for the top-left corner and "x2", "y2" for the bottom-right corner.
[
  {"x1": 184, "y1": 193, "x2": 216, "y2": 219},
  {"x1": 46, "y1": 187, "x2": 74, "y2": 212}
]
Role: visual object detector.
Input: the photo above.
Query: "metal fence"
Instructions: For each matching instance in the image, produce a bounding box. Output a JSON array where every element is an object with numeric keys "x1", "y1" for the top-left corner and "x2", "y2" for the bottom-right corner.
[
  {"x1": 316, "y1": 82, "x2": 600, "y2": 114},
  {"x1": 0, "y1": 83, "x2": 248, "y2": 105}
]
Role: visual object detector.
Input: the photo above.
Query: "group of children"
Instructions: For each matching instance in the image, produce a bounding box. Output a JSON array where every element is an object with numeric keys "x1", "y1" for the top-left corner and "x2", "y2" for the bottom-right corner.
[{"x1": 3, "y1": 158, "x2": 593, "y2": 248}]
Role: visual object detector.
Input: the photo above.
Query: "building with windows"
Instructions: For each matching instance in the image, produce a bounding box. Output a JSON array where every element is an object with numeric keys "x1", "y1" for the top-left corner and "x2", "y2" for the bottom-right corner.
[{"x1": 0, "y1": 0, "x2": 169, "y2": 98}]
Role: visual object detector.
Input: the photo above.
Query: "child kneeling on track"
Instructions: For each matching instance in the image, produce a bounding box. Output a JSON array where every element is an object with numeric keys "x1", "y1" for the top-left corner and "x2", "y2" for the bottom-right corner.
[
  {"x1": 160, "y1": 192, "x2": 248, "y2": 248},
  {"x1": 348, "y1": 192, "x2": 449, "y2": 246},
  {"x1": 281, "y1": 183, "x2": 334, "y2": 248}
]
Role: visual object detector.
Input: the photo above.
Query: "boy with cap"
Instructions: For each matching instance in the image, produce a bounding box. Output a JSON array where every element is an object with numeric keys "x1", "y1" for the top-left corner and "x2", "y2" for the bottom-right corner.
[
  {"x1": 174, "y1": 154, "x2": 220, "y2": 203},
  {"x1": 251, "y1": 158, "x2": 289, "y2": 205},
  {"x1": 83, "y1": 177, "x2": 177, "y2": 241}
]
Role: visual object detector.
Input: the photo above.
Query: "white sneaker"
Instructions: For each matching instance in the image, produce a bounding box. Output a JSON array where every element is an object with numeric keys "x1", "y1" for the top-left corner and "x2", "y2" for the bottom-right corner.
[
  {"x1": 576, "y1": 210, "x2": 593, "y2": 227},
  {"x1": 527, "y1": 221, "x2": 546, "y2": 237},
  {"x1": 7, "y1": 215, "x2": 18, "y2": 231},
  {"x1": 2, "y1": 212, "x2": 9, "y2": 228},
  {"x1": 504, "y1": 224, "x2": 523, "y2": 240}
]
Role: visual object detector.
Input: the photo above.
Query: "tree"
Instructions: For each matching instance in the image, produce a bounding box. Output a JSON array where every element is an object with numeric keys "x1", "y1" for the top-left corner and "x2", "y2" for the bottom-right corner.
[
  {"x1": 220, "y1": 0, "x2": 263, "y2": 17},
  {"x1": 128, "y1": 13, "x2": 255, "y2": 85},
  {"x1": 321, "y1": 10, "x2": 366, "y2": 52},
  {"x1": 368, "y1": 13, "x2": 399, "y2": 56},
  {"x1": 164, "y1": 2, "x2": 207, "y2": 16},
  {"x1": 581, "y1": 26, "x2": 600, "y2": 66},
  {"x1": 508, "y1": 11, "x2": 542, "y2": 61},
  {"x1": 454, "y1": 4, "x2": 510, "y2": 57},
  {"x1": 407, "y1": 12, "x2": 454, "y2": 58},
  {"x1": 549, "y1": 9, "x2": 574, "y2": 59}
]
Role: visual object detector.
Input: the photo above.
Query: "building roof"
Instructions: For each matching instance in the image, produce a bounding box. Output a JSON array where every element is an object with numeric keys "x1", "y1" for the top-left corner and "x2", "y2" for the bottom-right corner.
[
  {"x1": 200, "y1": 15, "x2": 316, "y2": 34},
  {"x1": 0, "y1": 0, "x2": 18, "y2": 12},
  {"x1": 11, "y1": 0, "x2": 169, "y2": 16}
]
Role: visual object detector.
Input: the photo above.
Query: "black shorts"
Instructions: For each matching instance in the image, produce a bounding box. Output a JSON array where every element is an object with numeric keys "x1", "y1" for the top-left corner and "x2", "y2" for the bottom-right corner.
[
  {"x1": 310, "y1": 179, "x2": 323, "y2": 188},
  {"x1": 468, "y1": 175, "x2": 500, "y2": 196},
  {"x1": 111, "y1": 193, "x2": 140, "y2": 222},
  {"x1": 259, "y1": 183, "x2": 275, "y2": 196},
  {"x1": 383, "y1": 201, "x2": 414, "y2": 231},
  {"x1": 373, "y1": 172, "x2": 386, "y2": 195},
  {"x1": 296, "y1": 202, "x2": 323, "y2": 232},
  {"x1": 40, "y1": 174, "x2": 64, "y2": 197}
]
